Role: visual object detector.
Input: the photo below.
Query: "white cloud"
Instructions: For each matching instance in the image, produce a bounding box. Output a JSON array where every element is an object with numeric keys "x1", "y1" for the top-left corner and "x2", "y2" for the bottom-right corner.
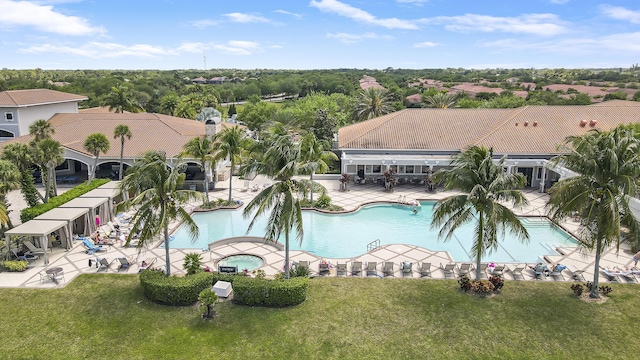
[
  {"x1": 549, "y1": 0, "x2": 569, "y2": 4},
  {"x1": 223, "y1": 12, "x2": 271, "y2": 24},
  {"x1": 601, "y1": 5, "x2": 640, "y2": 24},
  {"x1": 274, "y1": 9, "x2": 302, "y2": 18},
  {"x1": 178, "y1": 42, "x2": 206, "y2": 53},
  {"x1": 326, "y1": 32, "x2": 385, "y2": 44},
  {"x1": 213, "y1": 40, "x2": 261, "y2": 55},
  {"x1": 190, "y1": 19, "x2": 218, "y2": 29},
  {"x1": 310, "y1": 0, "x2": 419, "y2": 29},
  {"x1": 397, "y1": 0, "x2": 428, "y2": 5},
  {"x1": 425, "y1": 13, "x2": 568, "y2": 36},
  {"x1": 482, "y1": 32, "x2": 640, "y2": 54},
  {"x1": 413, "y1": 41, "x2": 441, "y2": 48},
  {"x1": 21, "y1": 41, "x2": 175, "y2": 58},
  {"x1": 0, "y1": 0, "x2": 105, "y2": 35}
]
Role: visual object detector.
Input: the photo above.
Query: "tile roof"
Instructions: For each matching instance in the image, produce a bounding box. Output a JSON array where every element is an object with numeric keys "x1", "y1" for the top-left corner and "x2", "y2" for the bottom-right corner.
[
  {"x1": 339, "y1": 104, "x2": 640, "y2": 155},
  {"x1": 0, "y1": 89, "x2": 87, "y2": 107},
  {"x1": 1, "y1": 113, "x2": 205, "y2": 158}
]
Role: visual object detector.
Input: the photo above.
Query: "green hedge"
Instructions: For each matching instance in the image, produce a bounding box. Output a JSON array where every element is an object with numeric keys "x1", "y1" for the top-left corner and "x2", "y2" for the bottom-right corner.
[
  {"x1": 20, "y1": 179, "x2": 111, "y2": 223},
  {"x1": 211, "y1": 273, "x2": 309, "y2": 307},
  {"x1": 4, "y1": 260, "x2": 28, "y2": 272},
  {"x1": 139, "y1": 270, "x2": 214, "y2": 306}
]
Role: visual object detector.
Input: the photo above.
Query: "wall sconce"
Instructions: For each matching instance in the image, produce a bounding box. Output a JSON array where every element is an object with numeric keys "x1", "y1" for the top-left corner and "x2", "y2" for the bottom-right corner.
[
  {"x1": 392, "y1": 160, "x2": 396, "y2": 164},
  {"x1": 381, "y1": 160, "x2": 385, "y2": 165},
  {"x1": 435, "y1": 160, "x2": 440, "y2": 165},
  {"x1": 348, "y1": 159, "x2": 353, "y2": 164}
]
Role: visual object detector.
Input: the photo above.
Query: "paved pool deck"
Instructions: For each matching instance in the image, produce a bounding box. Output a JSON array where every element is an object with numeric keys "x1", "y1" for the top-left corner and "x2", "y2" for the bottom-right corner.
[{"x1": 2, "y1": 176, "x2": 637, "y2": 288}]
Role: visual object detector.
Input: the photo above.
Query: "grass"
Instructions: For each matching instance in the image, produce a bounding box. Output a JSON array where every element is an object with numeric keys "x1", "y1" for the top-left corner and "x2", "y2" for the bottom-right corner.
[{"x1": 1, "y1": 275, "x2": 639, "y2": 359}]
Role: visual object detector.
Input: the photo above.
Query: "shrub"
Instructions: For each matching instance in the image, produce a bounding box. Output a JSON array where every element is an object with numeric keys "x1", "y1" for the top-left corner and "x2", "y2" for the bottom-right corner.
[
  {"x1": 198, "y1": 289, "x2": 218, "y2": 319},
  {"x1": 489, "y1": 276, "x2": 504, "y2": 291},
  {"x1": 458, "y1": 274, "x2": 472, "y2": 292},
  {"x1": 570, "y1": 283, "x2": 584, "y2": 297},
  {"x1": 599, "y1": 286, "x2": 613, "y2": 296},
  {"x1": 233, "y1": 277, "x2": 309, "y2": 307},
  {"x1": 20, "y1": 179, "x2": 110, "y2": 222},
  {"x1": 183, "y1": 253, "x2": 203, "y2": 275},
  {"x1": 470, "y1": 280, "x2": 495, "y2": 295},
  {"x1": 291, "y1": 264, "x2": 310, "y2": 278},
  {"x1": 4, "y1": 260, "x2": 28, "y2": 272},
  {"x1": 314, "y1": 194, "x2": 332, "y2": 209},
  {"x1": 585, "y1": 281, "x2": 594, "y2": 292},
  {"x1": 139, "y1": 269, "x2": 213, "y2": 306}
]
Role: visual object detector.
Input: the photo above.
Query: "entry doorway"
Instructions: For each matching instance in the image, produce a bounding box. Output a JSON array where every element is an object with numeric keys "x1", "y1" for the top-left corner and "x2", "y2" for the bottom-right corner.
[{"x1": 516, "y1": 167, "x2": 533, "y2": 187}]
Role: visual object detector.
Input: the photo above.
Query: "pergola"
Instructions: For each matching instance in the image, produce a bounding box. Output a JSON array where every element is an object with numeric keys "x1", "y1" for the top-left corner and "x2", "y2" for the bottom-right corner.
[
  {"x1": 34, "y1": 207, "x2": 90, "y2": 250},
  {"x1": 5, "y1": 220, "x2": 67, "y2": 264},
  {"x1": 58, "y1": 197, "x2": 111, "y2": 234}
]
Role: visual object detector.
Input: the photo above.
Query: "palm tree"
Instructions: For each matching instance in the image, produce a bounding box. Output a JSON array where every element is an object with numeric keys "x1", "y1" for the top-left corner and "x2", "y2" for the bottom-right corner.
[
  {"x1": 160, "y1": 93, "x2": 180, "y2": 116},
  {"x1": 113, "y1": 124, "x2": 132, "y2": 180},
  {"x1": 0, "y1": 159, "x2": 21, "y2": 230},
  {"x1": 117, "y1": 151, "x2": 203, "y2": 276},
  {"x1": 180, "y1": 136, "x2": 216, "y2": 206},
  {"x1": 28, "y1": 119, "x2": 54, "y2": 142},
  {"x1": 300, "y1": 133, "x2": 337, "y2": 203},
  {"x1": 36, "y1": 138, "x2": 64, "y2": 201},
  {"x1": 547, "y1": 128, "x2": 640, "y2": 298},
  {"x1": 243, "y1": 133, "x2": 321, "y2": 279},
  {"x1": 104, "y1": 84, "x2": 143, "y2": 113},
  {"x1": 353, "y1": 87, "x2": 393, "y2": 121},
  {"x1": 213, "y1": 126, "x2": 252, "y2": 204},
  {"x1": 431, "y1": 146, "x2": 530, "y2": 280},
  {"x1": 83, "y1": 133, "x2": 110, "y2": 183},
  {"x1": 1, "y1": 143, "x2": 41, "y2": 206},
  {"x1": 424, "y1": 92, "x2": 458, "y2": 108}
]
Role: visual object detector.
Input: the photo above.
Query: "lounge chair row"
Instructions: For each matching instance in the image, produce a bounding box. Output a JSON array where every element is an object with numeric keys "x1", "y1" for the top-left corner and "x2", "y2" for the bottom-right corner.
[
  {"x1": 295, "y1": 261, "x2": 434, "y2": 277},
  {"x1": 93, "y1": 256, "x2": 156, "y2": 272}
]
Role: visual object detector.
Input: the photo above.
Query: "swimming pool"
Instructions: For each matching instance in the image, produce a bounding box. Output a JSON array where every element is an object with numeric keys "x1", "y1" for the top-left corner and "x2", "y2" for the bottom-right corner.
[{"x1": 171, "y1": 202, "x2": 577, "y2": 263}]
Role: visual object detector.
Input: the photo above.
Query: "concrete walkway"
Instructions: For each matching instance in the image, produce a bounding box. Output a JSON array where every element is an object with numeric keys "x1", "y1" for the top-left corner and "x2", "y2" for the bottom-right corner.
[{"x1": 2, "y1": 176, "x2": 637, "y2": 288}]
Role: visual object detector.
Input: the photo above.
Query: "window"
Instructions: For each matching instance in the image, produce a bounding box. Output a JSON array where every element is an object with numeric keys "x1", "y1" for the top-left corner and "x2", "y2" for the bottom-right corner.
[
  {"x1": 372, "y1": 165, "x2": 381, "y2": 173},
  {"x1": 398, "y1": 165, "x2": 405, "y2": 174},
  {"x1": 536, "y1": 167, "x2": 543, "y2": 180},
  {"x1": 422, "y1": 166, "x2": 431, "y2": 174},
  {"x1": 0, "y1": 130, "x2": 14, "y2": 138},
  {"x1": 346, "y1": 165, "x2": 356, "y2": 173},
  {"x1": 4, "y1": 112, "x2": 13, "y2": 121},
  {"x1": 406, "y1": 165, "x2": 415, "y2": 174}
]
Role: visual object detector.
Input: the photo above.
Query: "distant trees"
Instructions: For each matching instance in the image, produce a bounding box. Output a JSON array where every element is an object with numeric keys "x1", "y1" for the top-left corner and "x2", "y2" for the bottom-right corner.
[
  {"x1": 353, "y1": 88, "x2": 393, "y2": 121},
  {"x1": 424, "y1": 92, "x2": 458, "y2": 108},
  {"x1": 104, "y1": 84, "x2": 143, "y2": 113}
]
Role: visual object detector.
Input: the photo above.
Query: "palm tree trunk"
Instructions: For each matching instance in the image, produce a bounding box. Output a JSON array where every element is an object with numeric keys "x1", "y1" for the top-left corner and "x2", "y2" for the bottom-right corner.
[
  {"x1": 119, "y1": 139, "x2": 125, "y2": 180},
  {"x1": 591, "y1": 239, "x2": 602, "y2": 298},
  {"x1": 310, "y1": 173, "x2": 314, "y2": 203},
  {"x1": 475, "y1": 211, "x2": 484, "y2": 280},
  {"x1": 43, "y1": 166, "x2": 50, "y2": 202},
  {"x1": 51, "y1": 166, "x2": 58, "y2": 197},
  {"x1": 203, "y1": 172, "x2": 210, "y2": 206},
  {"x1": 89, "y1": 155, "x2": 99, "y2": 184},
  {"x1": 228, "y1": 164, "x2": 234, "y2": 204},
  {"x1": 284, "y1": 234, "x2": 290, "y2": 279},
  {"x1": 164, "y1": 223, "x2": 171, "y2": 277}
]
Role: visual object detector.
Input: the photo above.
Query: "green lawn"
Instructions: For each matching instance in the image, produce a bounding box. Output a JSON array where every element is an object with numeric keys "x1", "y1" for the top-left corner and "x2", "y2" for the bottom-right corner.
[{"x1": 1, "y1": 275, "x2": 639, "y2": 359}]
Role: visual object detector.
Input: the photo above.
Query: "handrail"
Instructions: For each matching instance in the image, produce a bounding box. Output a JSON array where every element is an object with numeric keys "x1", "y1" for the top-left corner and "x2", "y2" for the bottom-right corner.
[{"x1": 367, "y1": 238, "x2": 381, "y2": 252}]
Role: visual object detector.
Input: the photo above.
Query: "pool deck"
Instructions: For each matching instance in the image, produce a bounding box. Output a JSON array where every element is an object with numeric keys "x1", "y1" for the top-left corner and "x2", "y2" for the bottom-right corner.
[{"x1": 2, "y1": 176, "x2": 638, "y2": 288}]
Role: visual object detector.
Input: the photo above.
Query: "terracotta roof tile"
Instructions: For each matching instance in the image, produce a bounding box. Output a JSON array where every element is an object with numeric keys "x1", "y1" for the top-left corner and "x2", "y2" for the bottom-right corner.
[{"x1": 0, "y1": 89, "x2": 87, "y2": 107}]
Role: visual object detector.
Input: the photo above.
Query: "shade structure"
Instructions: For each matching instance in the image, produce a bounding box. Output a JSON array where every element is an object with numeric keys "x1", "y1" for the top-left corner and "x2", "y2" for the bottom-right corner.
[
  {"x1": 5, "y1": 219, "x2": 67, "y2": 264},
  {"x1": 59, "y1": 197, "x2": 110, "y2": 234},
  {"x1": 34, "y1": 207, "x2": 89, "y2": 250},
  {"x1": 80, "y1": 188, "x2": 121, "y2": 222},
  {"x1": 97, "y1": 181, "x2": 120, "y2": 189}
]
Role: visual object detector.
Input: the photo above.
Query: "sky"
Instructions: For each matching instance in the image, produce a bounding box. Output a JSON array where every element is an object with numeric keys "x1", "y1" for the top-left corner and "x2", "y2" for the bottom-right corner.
[{"x1": 1, "y1": 0, "x2": 640, "y2": 70}]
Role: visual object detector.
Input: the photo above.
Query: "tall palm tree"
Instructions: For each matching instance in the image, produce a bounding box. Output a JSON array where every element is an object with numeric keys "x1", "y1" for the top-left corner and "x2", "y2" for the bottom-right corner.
[
  {"x1": 160, "y1": 93, "x2": 180, "y2": 116},
  {"x1": 243, "y1": 133, "x2": 321, "y2": 279},
  {"x1": 28, "y1": 119, "x2": 54, "y2": 142},
  {"x1": 104, "y1": 84, "x2": 143, "y2": 113},
  {"x1": 424, "y1": 92, "x2": 458, "y2": 108},
  {"x1": 113, "y1": 124, "x2": 132, "y2": 180},
  {"x1": 0, "y1": 159, "x2": 21, "y2": 230},
  {"x1": 547, "y1": 127, "x2": 640, "y2": 298},
  {"x1": 36, "y1": 138, "x2": 64, "y2": 202},
  {"x1": 353, "y1": 87, "x2": 393, "y2": 121},
  {"x1": 300, "y1": 133, "x2": 338, "y2": 203},
  {"x1": 83, "y1": 133, "x2": 110, "y2": 183},
  {"x1": 431, "y1": 146, "x2": 530, "y2": 280},
  {"x1": 180, "y1": 136, "x2": 216, "y2": 206},
  {"x1": 116, "y1": 151, "x2": 202, "y2": 276},
  {"x1": 1, "y1": 143, "x2": 41, "y2": 206},
  {"x1": 213, "y1": 126, "x2": 252, "y2": 203}
]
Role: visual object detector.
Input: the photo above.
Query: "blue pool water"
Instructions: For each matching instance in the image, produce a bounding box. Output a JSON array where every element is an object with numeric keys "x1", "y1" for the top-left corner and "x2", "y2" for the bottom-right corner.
[{"x1": 171, "y1": 202, "x2": 576, "y2": 263}]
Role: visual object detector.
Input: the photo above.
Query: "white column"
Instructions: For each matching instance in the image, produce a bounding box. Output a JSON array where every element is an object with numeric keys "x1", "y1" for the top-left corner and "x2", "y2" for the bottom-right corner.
[{"x1": 539, "y1": 167, "x2": 547, "y2": 193}]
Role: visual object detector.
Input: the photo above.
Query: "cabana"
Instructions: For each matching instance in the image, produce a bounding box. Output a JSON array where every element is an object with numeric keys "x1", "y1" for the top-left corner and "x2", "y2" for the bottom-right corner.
[
  {"x1": 34, "y1": 207, "x2": 90, "y2": 250},
  {"x1": 5, "y1": 220, "x2": 67, "y2": 264},
  {"x1": 80, "y1": 187, "x2": 122, "y2": 212},
  {"x1": 58, "y1": 197, "x2": 111, "y2": 234}
]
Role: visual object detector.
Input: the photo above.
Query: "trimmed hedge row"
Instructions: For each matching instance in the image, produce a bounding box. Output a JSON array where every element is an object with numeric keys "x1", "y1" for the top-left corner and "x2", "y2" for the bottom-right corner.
[
  {"x1": 3, "y1": 260, "x2": 28, "y2": 272},
  {"x1": 20, "y1": 179, "x2": 111, "y2": 223},
  {"x1": 211, "y1": 273, "x2": 309, "y2": 307},
  {"x1": 139, "y1": 270, "x2": 213, "y2": 306}
]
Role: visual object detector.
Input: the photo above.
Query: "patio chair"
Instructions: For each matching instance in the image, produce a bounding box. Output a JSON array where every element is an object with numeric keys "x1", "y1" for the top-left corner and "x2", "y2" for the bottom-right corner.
[
  {"x1": 531, "y1": 264, "x2": 548, "y2": 280},
  {"x1": 549, "y1": 264, "x2": 567, "y2": 281},
  {"x1": 419, "y1": 262, "x2": 431, "y2": 277},
  {"x1": 478, "y1": 263, "x2": 488, "y2": 279},
  {"x1": 511, "y1": 265, "x2": 527, "y2": 280},
  {"x1": 11, "y1": 248, "x2": 38, "y2": 263},
  {"x1": 351, "y1": 261, "x2": 363, "y2": 276},
  {"x1": 569, "y1": 268, "x2": 586, "y2": 282},
  {"x1": 318, "y1": 261, "x2": 330, "y2": 276},
  {"x1": 491, "y1": 264, "x2": 506, "y2": 277},
  {"x1": 441, "y1": 263, "x2": 456, "y2": 278},
  {"x1": 138, "y1": 258, "x2": 156, "y2": 273},
  {"x1": 458, "y1": 263, "x2": 472, "y2": 277},
  {"x1": 97, "y1": 258, "x2": 115, "y2": 272},
  {"x1": 336, "y1": 263, "x2": 347, "y2": 276},
  {"x1": 366, "y1": 262, "x2": 378, "y2": 277},
  {"x1": 400, "y1": 261, "x2": 413, "y2": 277},
  {"x1": 382, "y1": 262, "x2": 394, "y2": 277},
  {"x1": 117, "y1": 256, "x2": 137, "y2": 271},
  {"x1": 601, "y1": 267, "x2": 623, "y2": 282},
  {"x1": 24, "y1": 240, "x2": 49, "y2": 256},
  {"x1": 82, "y1": 239, "x2": 106, "y2": 255},
  {"x1": 297, "y1": 261, "x2": 309, "y2": 270}
]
